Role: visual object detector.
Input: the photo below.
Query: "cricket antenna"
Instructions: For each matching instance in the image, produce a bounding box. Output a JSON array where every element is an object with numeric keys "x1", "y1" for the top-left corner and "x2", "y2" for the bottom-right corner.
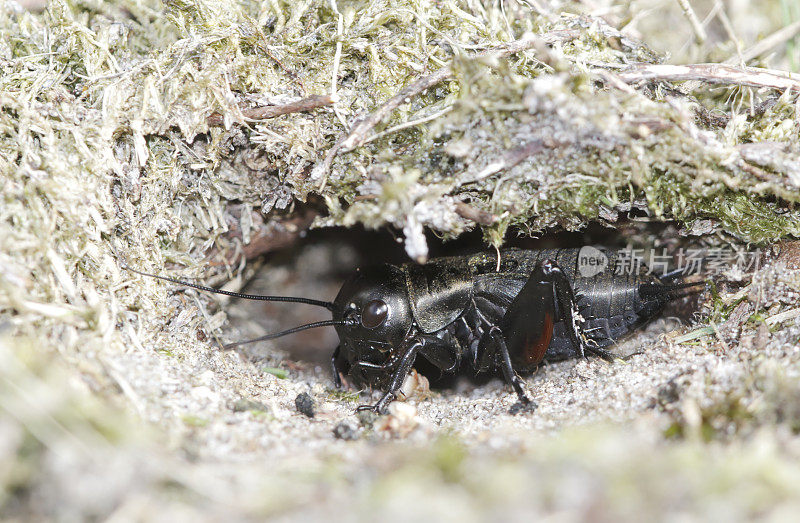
[
  {"x1": 222, "y1": 319, "x2": 348, "y2": 349},
  {"x1": 122, "y1": 265, "x2": 336, "y2": 311}
]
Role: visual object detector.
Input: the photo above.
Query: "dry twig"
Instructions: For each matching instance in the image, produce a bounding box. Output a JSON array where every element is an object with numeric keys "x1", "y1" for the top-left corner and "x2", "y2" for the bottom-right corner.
[
  {"x1": 454, "y1": 202, "x2": 497, "y2": 225},
  {"x1": 676, "y1": 0, "x2": 707, "y2": 44},
  {"x1": 713, "y1": 0, "x2": 744, "y2": 67},
  {"x1": 463, "y1": 138, "x2": 560, "y2": 184},
  {"x1": 613, "y1": 63, "x2": 800, "y2": 92},
  {"x1": 208, "y1": 207, "x2": 318, "y2": 265},
  {"x1": 207, "y1": 94, "x2": 333, "y2": 126},
  {"x1": 727, "y1": 19, "x2": 800, "y2": 65}
]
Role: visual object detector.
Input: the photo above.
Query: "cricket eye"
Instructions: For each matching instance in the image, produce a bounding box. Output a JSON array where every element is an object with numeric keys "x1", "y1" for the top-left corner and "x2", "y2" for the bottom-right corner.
[{"x1": 361, "y1": 299, "x2": 388, "y2": 329}]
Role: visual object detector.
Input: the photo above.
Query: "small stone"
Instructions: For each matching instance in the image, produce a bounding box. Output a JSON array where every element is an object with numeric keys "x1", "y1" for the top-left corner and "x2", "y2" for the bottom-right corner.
[
  {"x1": 509, "y1": 400, "x2": 537, "y2": 415},
  {"x1": 332, "y1": 421, "x2": 359, "y2": 440},
  {"x1": 398, "y1": 369, "x2": 431, "y2": 402},
  {"x1": 295, "y1": 392, "x2": 316, "y2": 418},
  {"x1": 357, "y1": 409, "x2": 379, "y2": 428},
  {"x1": 374, "y1": 402, "x2": 421, "y2": 438},
  {"x1": 657, "y1": 379, "x2": 682, "y2": 406}
]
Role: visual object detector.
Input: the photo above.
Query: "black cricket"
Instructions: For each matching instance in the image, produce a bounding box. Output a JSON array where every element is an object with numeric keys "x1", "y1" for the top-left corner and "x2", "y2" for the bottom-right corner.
[{"x1": 126, "y1": 247, "x2": 701, "y2": 413}]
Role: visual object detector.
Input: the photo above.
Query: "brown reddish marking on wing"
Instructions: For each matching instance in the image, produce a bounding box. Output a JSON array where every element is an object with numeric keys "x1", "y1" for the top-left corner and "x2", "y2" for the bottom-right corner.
[{"x1": 522, "y1": 311, "x2": 554, "y2": 365}]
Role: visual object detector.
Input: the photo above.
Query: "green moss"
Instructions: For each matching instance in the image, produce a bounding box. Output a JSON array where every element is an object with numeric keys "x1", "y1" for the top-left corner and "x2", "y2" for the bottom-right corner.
[
  {"x1": 181, "y1": 414, "x2": 209, "y2": 428},
  {"x1": 324, "y1": 31, "x2": 799, "y2": 256},
  {"x1": 664, "y1": 392, "x2": 754, "y2": 442},
  {"x1": 432, "y1": 435, "x2": 467, "y2": 483},
  {"x1": 232, "y1": 398, "x2": 270, "y2": 413},
  {"x1": 747, "y1": 311, "x2": 769, "y2": 325},
  {"x1": 326, "y1": 389, "x2": 361, "y2": 403},
  {"x1": 263, "y1": 367, "x2": 288, "y2": 379}
]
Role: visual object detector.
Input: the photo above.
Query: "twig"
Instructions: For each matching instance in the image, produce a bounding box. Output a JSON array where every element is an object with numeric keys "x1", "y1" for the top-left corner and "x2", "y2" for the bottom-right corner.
[
  {"x1": 766, "y1": 307, "x2": 800, "y2": 327},
  {"x1": 313, "y1": 30, "x2": 581, "y2": 188},
  {"x1": 673, "y1": 325, "x2": 714, "y2": 344},
  {"x1": 786, "y1": 0, "x2": 800, "y2": 71},
  {"x1": 711, "y1": 0, "x2": 753, "y2": 110},
  {"x1": 464, "y1": 138, "x2": 559, "y2": 184},
  {"x1": 713, "y1": 0, "x2": 744, "y2": 67},
  {"x1": 593, "y1": 69, "x2": 638, "y2": 94},
  {"x1": 675, "y1": 1, "x2": 721, "y2": 57},
  {"x1": 726, "y1": 19, "x2": 800, "y2": 65},
  {"x1": 676, "y1": 0, "x2": 707, "y2": 44},
  {"x1": 336, "y1": 68, "x2": 452, "y2": 152},
  {"x1": 208, "y1": 207, "x2": 317, "y2": 265},
  {"x1": 207, "y1": 94, "x2": 333, "y2": 126},
  {"x1": 329, "y1": 0, "x2": 347, "y2": 127},
  {"x1": 258, "y1": 39, "x2": 307, "y2": 94},
  {"x1": 361, "y1": 106, "x2": 453, "y2": 145},
  {"x1": 612, "y1": 63, "x2": 800, "y2": 92},
  {"x1": 454, "y1": 202, "x2": 497, "y2": 225}
]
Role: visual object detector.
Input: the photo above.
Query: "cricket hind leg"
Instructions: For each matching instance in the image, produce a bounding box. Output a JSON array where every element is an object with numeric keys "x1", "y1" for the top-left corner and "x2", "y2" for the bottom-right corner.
[
  {"x1": 475, "y1": 259, "x2": 581, "y2": 411},
  {"x1": 478, "y1": 326, "x2": 536, "y2": 414},
  {"x1": 501, "y1": 259, "x2": 612, "y2": 366}
]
